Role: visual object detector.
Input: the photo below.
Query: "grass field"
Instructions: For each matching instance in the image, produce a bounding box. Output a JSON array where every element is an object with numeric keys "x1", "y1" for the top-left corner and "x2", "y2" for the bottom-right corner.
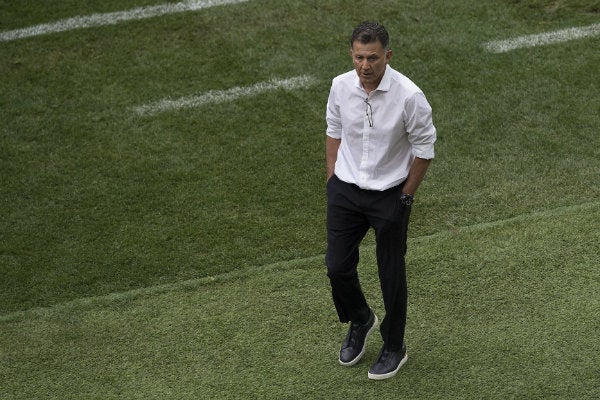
[{"x1": 1, "y1": 0, "x2": 599, "y2": 398}]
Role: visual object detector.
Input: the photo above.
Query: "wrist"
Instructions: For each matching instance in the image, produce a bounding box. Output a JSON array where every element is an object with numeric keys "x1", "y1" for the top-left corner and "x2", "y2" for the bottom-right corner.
[{"x1": 399, "y1": 193, "x2": 414, "y2": 206}]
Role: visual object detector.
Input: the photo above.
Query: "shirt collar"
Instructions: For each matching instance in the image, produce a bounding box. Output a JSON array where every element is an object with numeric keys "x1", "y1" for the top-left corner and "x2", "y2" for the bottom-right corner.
[{"x1": 353, "y1": 65, "x2": 393, "y2": 92}]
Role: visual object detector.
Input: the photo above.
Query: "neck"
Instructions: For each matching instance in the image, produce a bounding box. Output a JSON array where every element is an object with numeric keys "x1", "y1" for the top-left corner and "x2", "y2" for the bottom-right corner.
[{"x1": 362, "y1": 82, "x2": 378, "y2": 95}]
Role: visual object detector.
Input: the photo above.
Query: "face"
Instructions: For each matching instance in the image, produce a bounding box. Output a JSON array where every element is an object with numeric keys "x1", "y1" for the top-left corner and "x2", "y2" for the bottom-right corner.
[{"x1": 350, "y1": 40, "x2": 392, "y2": 92}]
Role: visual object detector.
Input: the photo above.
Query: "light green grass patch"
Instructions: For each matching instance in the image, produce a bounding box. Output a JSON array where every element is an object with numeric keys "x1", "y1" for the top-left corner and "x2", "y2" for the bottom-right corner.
[{"x1": 2, "y1": 202, "x2": 598, "y2": 399}]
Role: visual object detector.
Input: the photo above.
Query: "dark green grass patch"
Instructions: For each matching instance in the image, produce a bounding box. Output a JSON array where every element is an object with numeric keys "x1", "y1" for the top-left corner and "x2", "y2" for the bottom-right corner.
[
  {"x1": 504, "y1": 0, "x2": 600, "y2": 16},
  {"x1": 1, "y1": 0, "x2": 598, "y2": 314}
]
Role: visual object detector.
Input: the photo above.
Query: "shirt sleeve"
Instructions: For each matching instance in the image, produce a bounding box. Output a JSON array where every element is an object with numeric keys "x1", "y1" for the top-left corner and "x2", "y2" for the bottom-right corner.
[
  {"x1": 404, "y1": 92, "x2": 436, "y2": 159},
  {"x1": 325, "y1": 83, "x2": 343, "y2": 139}
]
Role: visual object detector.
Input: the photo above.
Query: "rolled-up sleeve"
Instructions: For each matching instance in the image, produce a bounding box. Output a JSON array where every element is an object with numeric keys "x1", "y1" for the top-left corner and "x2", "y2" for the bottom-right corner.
[
  {"x1": 405, "y1": 92, "x2": 436, "y2": 159},
  {"x1": 326, "y1": 84, "x2": 343, "y2": 139}
]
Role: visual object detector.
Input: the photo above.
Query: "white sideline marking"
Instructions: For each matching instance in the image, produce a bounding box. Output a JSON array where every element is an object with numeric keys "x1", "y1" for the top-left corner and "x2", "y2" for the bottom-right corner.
[
  {"x1": 0, "y1": 0, "x2": 249, "y2": 42},
  {"x1": 484, "y1": 23, "x2": 600, "y2": 53},
  {"x1": 133, "y1": 75, "x2": 319, "y2": 116},
  {"x1": 1, "y1": 200, "x2": 597, "y2": 323}
]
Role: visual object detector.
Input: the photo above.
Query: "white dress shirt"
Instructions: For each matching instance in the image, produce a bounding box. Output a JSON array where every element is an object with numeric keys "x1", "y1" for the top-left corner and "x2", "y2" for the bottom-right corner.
[{"x1": 326, "y1": 65, "x2": 436, "y2": 191}]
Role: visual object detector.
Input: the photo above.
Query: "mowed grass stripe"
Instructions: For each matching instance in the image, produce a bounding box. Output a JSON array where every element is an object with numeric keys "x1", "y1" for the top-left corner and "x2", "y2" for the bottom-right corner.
[
  {"x1": 1, "y1": 201, "x2": 597, "y2": 324},
  {"x1": 0, "y1": 0, "x2": 249, "y2": 42},
  {"x1": 133, "y1": 75, "x2": 320, "y2": 116},
  {"x1": 1, "y1": 202, "x2": 597, "y2": 398},
  {"x1": 483, "y1": 22, "x2": 600, "y2": 53}
]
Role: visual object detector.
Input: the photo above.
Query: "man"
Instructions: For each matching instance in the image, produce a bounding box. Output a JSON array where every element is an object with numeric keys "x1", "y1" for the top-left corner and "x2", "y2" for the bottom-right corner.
[{"x1": 325, "y1": 21, "x2": 436, "y2": 380}]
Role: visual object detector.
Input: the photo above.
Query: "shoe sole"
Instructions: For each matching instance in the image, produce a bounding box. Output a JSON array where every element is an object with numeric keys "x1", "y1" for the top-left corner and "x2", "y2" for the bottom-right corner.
[
  {"x1": 338, "y1": 315, "x2": 379, "y2": 367},
  {"x1": 367, "y1": 352, "x2": 408, "y2": 380}
]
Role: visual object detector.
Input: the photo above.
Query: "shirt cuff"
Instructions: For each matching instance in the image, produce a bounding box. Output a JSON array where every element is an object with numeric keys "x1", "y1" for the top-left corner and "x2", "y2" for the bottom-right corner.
[{"x1": 412, "y1": 145, "x2": 435, "y2": 160}]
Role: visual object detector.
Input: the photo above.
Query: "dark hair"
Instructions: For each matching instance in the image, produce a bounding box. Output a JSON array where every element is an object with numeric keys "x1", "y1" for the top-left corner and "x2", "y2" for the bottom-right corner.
[{"x1": 350, "y1": 21, "x2": 389, "y2": 49}]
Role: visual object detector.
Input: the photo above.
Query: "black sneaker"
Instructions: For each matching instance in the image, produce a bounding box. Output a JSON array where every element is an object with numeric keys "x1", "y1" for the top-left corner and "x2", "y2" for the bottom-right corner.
[
  {"x1": 367, "y1": 342, "x2": 408, "y2": 380},
  {"x1": 338, "y1": 309, "x2": 378, "y2": 366}
]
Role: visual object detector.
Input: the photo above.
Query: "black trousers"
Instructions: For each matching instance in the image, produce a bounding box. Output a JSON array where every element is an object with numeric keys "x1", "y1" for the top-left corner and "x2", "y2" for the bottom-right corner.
[{"x1": 326, "y1": 175, "x2": 411, "y2": 351}]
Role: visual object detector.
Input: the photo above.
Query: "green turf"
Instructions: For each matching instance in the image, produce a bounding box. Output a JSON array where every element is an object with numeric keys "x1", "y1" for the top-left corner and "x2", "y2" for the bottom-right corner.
[
  {"x1": 1, "y1": 202, "x2": 598, "y2": 399},
  {"x1": 1, "y1": 0, "x2": 599, "y2": 397},
  {"x1": 1, "y1": 0, "x2": 599, "y2": 313}
]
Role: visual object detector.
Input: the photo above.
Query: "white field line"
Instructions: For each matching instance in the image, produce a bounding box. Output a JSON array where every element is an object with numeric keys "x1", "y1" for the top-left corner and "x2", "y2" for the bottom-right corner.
[
  {"x1": 484, "y1": 22, "x2": 600, "y2": 53},
  {"x1": 133, "y1": 75, "x2": 320, "y2": 116},
  {"x1": 0, "y1": 0, "x2": 249, "y2": 42}
]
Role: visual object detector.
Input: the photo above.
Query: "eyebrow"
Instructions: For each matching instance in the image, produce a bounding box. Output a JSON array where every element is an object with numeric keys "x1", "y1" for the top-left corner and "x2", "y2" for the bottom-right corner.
[{"x1": 354, "y1": 53, "x2": 380, "y2": 58}]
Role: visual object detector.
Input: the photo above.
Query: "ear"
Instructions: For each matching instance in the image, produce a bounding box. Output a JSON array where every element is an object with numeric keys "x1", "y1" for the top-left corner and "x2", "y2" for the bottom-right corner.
[{"x1": 385, "y1": 49, "x2": 392, "y2": 63}]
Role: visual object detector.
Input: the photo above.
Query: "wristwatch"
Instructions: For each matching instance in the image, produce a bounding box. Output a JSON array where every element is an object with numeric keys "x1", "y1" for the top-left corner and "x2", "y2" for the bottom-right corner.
[{"x1": 399, "y1": 193, "x2": 414, "y2": 206}]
